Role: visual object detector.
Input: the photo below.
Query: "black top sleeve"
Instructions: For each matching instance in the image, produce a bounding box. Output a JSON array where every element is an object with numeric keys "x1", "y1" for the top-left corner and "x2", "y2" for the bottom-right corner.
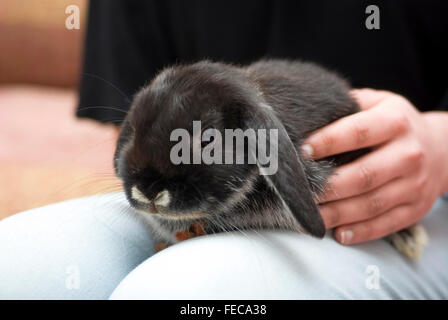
[
  {"x1": 438, "y1": 90, "x2": 448, "y2": 111},
  {"x1": 77, "y1": 0, "x2": 448, "y2": 124},
  {"x1": 77, "y1": 0, "x2": 177, "y2": 124}
]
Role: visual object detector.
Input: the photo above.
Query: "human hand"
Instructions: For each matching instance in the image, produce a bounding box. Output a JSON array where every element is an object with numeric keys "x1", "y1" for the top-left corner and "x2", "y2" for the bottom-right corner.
[{"x1": 303, "y1": 88, "x2": 448, "y2": 245}]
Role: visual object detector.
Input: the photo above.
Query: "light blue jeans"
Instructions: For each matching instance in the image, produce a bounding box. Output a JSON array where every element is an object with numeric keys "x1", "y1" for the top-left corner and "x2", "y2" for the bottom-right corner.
[{"x1": 0, "y1": 192, "x2": 447, "y2": 299}]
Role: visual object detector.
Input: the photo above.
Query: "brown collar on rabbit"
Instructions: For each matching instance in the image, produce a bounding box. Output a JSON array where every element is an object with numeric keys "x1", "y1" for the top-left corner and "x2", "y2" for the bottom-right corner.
[{"x1": 154, "y1": 221, "x2": 206, "y2": 252}]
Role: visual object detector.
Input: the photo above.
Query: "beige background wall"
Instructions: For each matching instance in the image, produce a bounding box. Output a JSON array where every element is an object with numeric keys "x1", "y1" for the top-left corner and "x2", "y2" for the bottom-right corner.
[
  {"x1": 0, "y1": 0, "x2": 121, "y2": 219},
  {"x1": 0, "y1": 0, "x2": 87, "y2": 87}
]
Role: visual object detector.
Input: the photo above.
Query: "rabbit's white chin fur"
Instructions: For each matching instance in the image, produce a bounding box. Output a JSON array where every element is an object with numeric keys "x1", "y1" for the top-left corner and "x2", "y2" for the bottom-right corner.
[{"x1": 137, "y1": 208, "x2": 207, "y2": 221}]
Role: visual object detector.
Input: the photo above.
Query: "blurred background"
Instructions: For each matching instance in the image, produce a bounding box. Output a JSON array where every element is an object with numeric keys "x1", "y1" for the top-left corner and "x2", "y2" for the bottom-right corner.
[{"x1": 0, "y1": 0, "x2": 120, "y2": 219}]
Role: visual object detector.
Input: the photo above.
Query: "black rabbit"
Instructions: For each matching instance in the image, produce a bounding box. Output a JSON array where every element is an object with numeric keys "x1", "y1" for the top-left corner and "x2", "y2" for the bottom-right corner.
[{"x1": 114, "y1": 59, "x2": 427, "y2": 258}]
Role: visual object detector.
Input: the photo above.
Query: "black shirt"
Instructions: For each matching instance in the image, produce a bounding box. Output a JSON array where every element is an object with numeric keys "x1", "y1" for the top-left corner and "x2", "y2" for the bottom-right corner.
[{"x1": 77, "y1": 0, "x2": 448, "y2": 124}]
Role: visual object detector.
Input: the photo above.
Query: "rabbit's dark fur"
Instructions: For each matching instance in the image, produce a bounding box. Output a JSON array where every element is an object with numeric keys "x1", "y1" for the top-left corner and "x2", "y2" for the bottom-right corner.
[{"x1": 114, "y1": 59, "x2": 426, "y2": 259}]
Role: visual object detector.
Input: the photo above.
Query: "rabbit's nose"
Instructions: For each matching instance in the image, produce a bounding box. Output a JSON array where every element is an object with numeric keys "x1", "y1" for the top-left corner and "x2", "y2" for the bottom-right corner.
[
  {"x1": 131, "y1": 186, "x2": 158, "y2": 212},
  {"x1": 154, "y1": 190, "x2": 170, "y2": 208},
  {"x1": 131, "y1": 185, "x2": 151, "y2": 204}
]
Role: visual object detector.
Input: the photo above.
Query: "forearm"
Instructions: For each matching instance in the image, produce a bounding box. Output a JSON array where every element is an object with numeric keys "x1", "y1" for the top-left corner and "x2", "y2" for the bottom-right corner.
[{"x1": 422, "y1": 111, "x2": 448, "y2": 194}]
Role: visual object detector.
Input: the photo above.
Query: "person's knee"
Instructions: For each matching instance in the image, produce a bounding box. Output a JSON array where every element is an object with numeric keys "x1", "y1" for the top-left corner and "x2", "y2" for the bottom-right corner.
[
  {"x1": 110, "y1": 231, "x2": 374, "y2": 299},
  {"x1": 0, "y1": 194, "x2": 155, "y2": 299}
]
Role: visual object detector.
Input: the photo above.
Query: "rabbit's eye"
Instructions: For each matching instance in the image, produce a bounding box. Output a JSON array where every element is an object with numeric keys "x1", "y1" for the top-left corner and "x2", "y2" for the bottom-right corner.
[
  {"x1": 201, "y1": 127, "x2": 217, "y2": 148},
  {"x1": 129, "y1": 167, "x2": 141, "y2": 177}
]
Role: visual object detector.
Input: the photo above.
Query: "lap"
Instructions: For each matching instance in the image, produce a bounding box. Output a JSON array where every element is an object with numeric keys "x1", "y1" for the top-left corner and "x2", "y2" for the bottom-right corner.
[
  {"x1": 0, "y1": 193, "x2": 155, "y2": 299},
  {"x1": 110, "y1": 198, "x2": 448, "y2": 299},
  {"x1": 1, "y1": 192, "x2": 447, "y2": 299}
]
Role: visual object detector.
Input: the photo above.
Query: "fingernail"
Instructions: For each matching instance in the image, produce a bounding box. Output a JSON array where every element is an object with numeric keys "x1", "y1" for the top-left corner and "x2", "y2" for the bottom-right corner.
[
  {"x1": 301, "y1": 144, "x2": 313, "y2": 158},
  {"x1": 340, "y1": 230, "x2": 353, "y2": 244}
]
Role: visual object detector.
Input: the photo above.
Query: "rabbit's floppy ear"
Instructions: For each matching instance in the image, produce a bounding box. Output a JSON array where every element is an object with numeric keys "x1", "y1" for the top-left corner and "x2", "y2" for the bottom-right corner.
[{"x1": 244, "y1": 103, "x2": 326, "y2": 238}]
